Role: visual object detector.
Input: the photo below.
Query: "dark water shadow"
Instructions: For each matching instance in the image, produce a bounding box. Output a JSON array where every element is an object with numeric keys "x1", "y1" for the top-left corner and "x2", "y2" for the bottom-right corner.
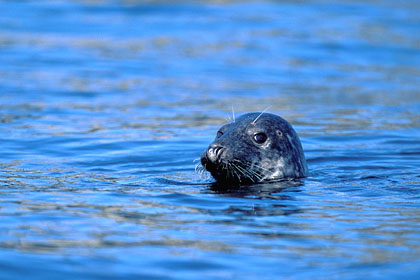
[
  {"x1": 150, "y1": 176, "x2": 305, "y2": 217},
  {"x1": 206, "y1": 179, "x2": 305, "y2": 217},
  {"x1": 208, "y1": 178, "x2": 304, "y2": 197}
]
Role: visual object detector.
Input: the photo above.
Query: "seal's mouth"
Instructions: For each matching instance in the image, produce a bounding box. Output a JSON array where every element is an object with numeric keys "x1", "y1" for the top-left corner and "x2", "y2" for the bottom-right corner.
[
  {"x1": 200, "y1": 152, "x2": 221, "y2": 177},
  {"x1": 200, "y1": 152, "x2": 264, "y2": 185}
]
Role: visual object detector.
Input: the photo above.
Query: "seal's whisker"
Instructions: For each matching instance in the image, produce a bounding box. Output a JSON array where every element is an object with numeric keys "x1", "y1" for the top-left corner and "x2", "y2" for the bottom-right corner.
[
  {"x1": 249, "y1": 164, "x2": 271, "y2": 173},
  {"x1": 251, "y1": 106, "x2": 272, "y2": 124},
  {"x1": 230, "y1": 162, "x2": 243, "y2": 181},
  {"x1": 232, "y1": 159, "x2": 264, "y2": 181},
  {"x1": 236, "y1": 160, "x2": 267, "y2": 178},
  {"x1": 195, "y1": 163, "x2": 203, "y2": 173},
  {"x1": 230, "y1": 163, "x2": 244, "y2": 183},
  {"x1": 222, "y1": 162, "x2": 229, "y2": 180},
  {"x1": 233, "y1": 168, "x2": 242, "y2": 183},
  {"x1": 231, "y1": 105, "x2": 235, "y2": 123},
  {"x1": 242, "y1": 163, "x2": 264, "y2": 182},
  {"x1": 228, "y1": 163, "x2": 236, "y2": 182},
  {"x1": 235, "y1": 164, "x2": 257, "y2": 183},
  {"x1": 231, "y1": 159, "x2": 262, "y2": 182},
  {"x1": 226, "y1": 163, "x2": 236, "y2": 183},
  {"x1": 195, "y1": 161, "x2": 208, "y2": 175},
  {"x1": 247, "y1": 168, "x2": 263, "y2": 181}
]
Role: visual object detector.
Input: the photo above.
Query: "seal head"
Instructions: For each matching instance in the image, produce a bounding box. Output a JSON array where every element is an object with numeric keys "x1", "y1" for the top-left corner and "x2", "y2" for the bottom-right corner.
[{"x1": 200, "y1": 112, "x2": 308, "y2": 185}]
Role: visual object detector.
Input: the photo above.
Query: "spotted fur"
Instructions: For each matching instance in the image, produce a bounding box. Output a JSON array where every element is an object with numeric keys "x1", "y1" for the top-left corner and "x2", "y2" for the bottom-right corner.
[{"x1": 199, "y1": 112, "x2": 308, "y2": 185}]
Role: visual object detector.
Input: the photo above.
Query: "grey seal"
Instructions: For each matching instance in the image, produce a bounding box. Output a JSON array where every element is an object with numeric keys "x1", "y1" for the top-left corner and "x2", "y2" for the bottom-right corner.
[{"x1": 200, "y1": 112, "x2": 308, "y2": 185}]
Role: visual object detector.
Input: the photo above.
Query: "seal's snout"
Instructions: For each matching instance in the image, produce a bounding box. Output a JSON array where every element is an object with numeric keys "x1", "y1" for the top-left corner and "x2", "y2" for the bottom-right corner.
[
  {"x1": 206, "y1": 144, "x2": 224, "y2": 162},
  {"x1": 200, "y1": 143, "x2": 227, "y2": 182},
  {"x1": 201, "y1": 144, "x2": 225, "y2": 171}
]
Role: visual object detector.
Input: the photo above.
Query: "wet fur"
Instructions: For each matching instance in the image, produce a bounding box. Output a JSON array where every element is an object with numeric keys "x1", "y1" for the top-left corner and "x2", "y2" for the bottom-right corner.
[{"x1": 199, "y1": 112, "x2": 308, "y2": 185}]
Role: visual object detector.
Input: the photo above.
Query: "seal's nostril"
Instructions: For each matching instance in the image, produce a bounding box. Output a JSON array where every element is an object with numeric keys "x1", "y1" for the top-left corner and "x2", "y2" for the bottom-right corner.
[{"x1": 206, "y1": 145, "x2": 224, "y2": 162}]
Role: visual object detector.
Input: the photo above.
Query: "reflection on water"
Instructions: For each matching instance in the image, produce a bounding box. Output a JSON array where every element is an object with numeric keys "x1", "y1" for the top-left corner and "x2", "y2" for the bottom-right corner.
[{"x1": 0, "y1": 0, "x2": 420, "y2": 279}]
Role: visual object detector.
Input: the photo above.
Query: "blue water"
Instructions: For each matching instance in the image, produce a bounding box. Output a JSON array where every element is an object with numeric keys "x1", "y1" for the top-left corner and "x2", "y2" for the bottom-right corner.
[{"x1": 1, "y1": 0, "x2": 420, "y2": 279}]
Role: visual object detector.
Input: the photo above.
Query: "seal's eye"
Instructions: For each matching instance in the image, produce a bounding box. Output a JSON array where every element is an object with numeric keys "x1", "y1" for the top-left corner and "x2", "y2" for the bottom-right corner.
[
  {"x1": 253, "y1": 132, "x2": 267, "y2": 144},
  {"x1": 216, "y1": 131, "x2": 223, "y2": 138}
]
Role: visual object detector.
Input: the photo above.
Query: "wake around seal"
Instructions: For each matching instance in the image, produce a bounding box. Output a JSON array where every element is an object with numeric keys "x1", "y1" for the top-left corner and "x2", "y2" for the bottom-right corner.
[{"x1": 200, "y1": 112, "x2": 308, "y2": 185}]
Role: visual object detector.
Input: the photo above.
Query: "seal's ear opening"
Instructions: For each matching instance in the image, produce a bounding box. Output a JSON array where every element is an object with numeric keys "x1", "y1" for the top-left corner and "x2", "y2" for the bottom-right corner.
[{"x1": 276, "y1": 130, "x2": 283, "y2": 137}]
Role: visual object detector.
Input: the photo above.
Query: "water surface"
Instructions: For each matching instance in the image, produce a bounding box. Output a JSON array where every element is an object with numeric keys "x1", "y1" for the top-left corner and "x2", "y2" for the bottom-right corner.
[{"x1": 0, "y1": 0, "x2": 420, "y2": 279}]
